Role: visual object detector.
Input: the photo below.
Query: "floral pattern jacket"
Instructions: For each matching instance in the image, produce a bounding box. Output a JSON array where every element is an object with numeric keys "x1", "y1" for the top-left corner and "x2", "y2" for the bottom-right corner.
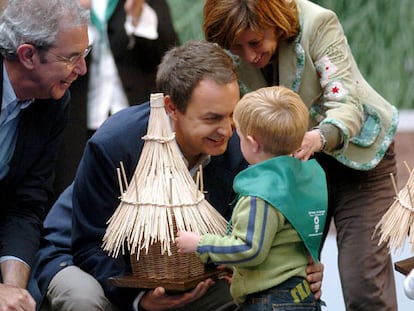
[{"x1": 236, "y1": 0, "x2": 398, "y2": 170}]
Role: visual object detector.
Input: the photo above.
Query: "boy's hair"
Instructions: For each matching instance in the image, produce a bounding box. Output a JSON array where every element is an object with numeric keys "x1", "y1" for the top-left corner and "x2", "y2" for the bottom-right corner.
[
  {"x1": 234, "y1": 86, "x2": 309, "y2": 155},
  {"x1": 156, "y1": 40, "x2": 237, "y2": 113}
]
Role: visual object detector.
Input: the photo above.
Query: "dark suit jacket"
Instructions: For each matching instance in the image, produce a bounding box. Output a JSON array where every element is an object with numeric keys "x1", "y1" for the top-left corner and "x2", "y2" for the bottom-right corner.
[
  {"x1": 0, "y1": 57, "x2": 70, "y2": 266},
  {"x1": 53, "y1": 0, "x2": 178, "y2": 200},
  {"x1": 32, "y1": 102, "x2": 247, "y2": 309},
  {"x1": 31, "y1": 185, "x2": 74, "y2": 306}
]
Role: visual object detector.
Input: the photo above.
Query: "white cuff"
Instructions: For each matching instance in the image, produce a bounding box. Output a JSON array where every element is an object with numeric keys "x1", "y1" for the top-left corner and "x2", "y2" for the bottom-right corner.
[
  {"x1": 0, "y1": 256, "x2": 29, "y2": 267},
  {"x1": 132, "y1": 291, "x2": 147, "y2": 311},
  {"x1": 124, "y1": 3, "x2": 158, "y2": 40}
]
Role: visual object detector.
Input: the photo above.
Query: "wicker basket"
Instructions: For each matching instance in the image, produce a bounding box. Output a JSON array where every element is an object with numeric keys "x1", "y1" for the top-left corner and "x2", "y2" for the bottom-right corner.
[
  {"x1": 103, "y1": 93, "x2": 227, "y2": 289},
  {"x1": 130, "y1": 242, "x2": 205, "y2": 280},
  {"x1": 129, "y1": 215, "x2": 205, "y2": 280}
]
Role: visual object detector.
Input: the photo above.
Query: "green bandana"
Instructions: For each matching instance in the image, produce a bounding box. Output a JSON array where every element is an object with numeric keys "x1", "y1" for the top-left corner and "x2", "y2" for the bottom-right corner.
[
  {"x1": 233, "y1": 156, "x2": 327, "y2": 261},
  {"x1": 90, "y1": 0, "x2": 118, "y2": 35}
]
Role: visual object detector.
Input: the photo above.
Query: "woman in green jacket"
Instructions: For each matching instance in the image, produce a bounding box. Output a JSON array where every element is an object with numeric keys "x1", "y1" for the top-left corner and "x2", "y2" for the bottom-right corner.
[
  {"x1": 203, "y1": 0, "x2": 398, "y2": 310},
  {"x1": 177, "y1": 86, "x2": 327, "y2": 309}
]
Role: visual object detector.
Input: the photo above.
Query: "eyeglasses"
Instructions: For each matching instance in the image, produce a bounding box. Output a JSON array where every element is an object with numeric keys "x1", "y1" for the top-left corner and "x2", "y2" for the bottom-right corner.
[{"x1": 44, "y1": 45, "x2": 92, "y2": 67}]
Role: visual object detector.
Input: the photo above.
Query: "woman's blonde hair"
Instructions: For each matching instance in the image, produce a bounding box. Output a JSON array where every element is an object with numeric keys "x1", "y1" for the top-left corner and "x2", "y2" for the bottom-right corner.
[
  {"x1": 234, "y1": 86, "x2": 308, "y2": 155},
  {"x1": 203, "y1": 0, "x2": 299, "y2": 49}
]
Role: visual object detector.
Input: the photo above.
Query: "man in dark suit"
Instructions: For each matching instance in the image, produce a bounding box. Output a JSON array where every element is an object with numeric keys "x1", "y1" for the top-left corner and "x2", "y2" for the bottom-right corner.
[
  {"x1": 0, "y1": 1, "x2": 89, "y2": 310},
  {"x1": 31, "y1": 41, "x2": 324, "y2": 311},
  {"x1": 53, "y1": 0, "x2": 178, "y2": 200}
]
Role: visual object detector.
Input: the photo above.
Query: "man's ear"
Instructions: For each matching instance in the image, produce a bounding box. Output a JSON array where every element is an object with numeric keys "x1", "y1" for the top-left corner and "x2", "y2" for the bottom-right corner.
[
  {"x1": 164, "y1": 95, "x2": 178, "y2": 120},
  {"x1": 247, "y1": 135, "x2": 261, "y2": 153},
  {"x1": 16, "y1": 44, "x2": 36, "y2": 69}
]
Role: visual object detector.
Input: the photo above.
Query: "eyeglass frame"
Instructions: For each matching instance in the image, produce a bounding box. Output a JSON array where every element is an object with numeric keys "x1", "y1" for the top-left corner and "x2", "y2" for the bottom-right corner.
[{"x1": 38, "y1": 44, "x2": 92, "y2": 67}]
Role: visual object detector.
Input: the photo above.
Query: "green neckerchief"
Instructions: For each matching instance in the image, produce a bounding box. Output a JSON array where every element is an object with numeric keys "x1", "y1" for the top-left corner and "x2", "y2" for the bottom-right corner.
[
  {"x1": 90, "y1": 0, "x2": 118, "y2": 35},
  {"x1": 232, "y1": 156, "x2": 328, "y2": 262},
  {"x1": 90, "y1": 0, "x2": 119, "y2": 61}
]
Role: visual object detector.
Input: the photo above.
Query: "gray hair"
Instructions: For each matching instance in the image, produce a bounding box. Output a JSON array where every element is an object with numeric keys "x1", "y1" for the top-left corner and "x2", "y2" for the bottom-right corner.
[
  {"x1": 156, "y1": 40, "x2": 237, "y2": 113},
  {"x1": 0, "y1": 0, "x2": 90, "y2": 57}
]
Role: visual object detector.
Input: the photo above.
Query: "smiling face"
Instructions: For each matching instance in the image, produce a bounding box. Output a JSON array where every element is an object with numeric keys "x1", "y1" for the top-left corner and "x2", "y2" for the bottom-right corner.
[
  {"x1": 230, "y1": 28, "x2": 278, "y2": 68},
  {"x1": 32, "y1": 24, "x2": 89, "y2": 99},
  {"x1": 167, "y1": 79, "x2": 240, "y2": 168}
]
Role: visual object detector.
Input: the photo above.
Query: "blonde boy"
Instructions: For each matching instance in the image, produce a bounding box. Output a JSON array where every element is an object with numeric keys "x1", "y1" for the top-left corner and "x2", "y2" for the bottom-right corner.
[{"x1": 176, "y1": 86, "x2": 327, "y2": 309}]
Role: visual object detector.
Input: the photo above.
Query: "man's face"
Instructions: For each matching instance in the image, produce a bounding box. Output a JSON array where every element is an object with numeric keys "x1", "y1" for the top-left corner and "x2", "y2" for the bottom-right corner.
[
  {"x1": 170, "y1": 79, "x2": 240, "y2": 167},
  {"x1": 32, "y1": 24, "x2": 89, "y2": 99}
]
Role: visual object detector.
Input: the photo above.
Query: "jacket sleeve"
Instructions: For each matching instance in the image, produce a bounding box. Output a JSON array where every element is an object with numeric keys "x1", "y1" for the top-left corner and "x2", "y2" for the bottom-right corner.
[
  {"x1": 198, "y1": 196, "x2": 283, "y2": 267},
  {"x1": 0, "y1": 92, "x2": 70, "y2": 266},
  {"x1": 305, "y1": 8, "x2": 364, "y2": 149},
  {"x1": 71, "y1": 107, "x2": 148, "y2": 309},
  {"x1": 30, "y1": 184, "x2": 75, "y2": 305}
]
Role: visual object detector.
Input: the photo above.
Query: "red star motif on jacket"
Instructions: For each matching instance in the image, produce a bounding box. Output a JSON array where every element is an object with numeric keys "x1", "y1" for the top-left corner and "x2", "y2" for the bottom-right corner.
[{"x1": 332, "y1": 86, "x2": 340, "y2": 93}]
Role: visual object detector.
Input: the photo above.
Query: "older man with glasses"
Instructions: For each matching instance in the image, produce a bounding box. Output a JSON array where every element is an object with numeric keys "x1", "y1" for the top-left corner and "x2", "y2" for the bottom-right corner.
[{"x1": 0, "y1": 1, "x2": 89, "y2": 310}]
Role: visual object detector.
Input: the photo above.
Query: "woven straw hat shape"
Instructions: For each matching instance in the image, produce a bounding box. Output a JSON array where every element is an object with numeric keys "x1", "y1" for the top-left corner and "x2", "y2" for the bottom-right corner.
[{"x1": 102, "y1": 93, "x2": 227, "y2": 260}]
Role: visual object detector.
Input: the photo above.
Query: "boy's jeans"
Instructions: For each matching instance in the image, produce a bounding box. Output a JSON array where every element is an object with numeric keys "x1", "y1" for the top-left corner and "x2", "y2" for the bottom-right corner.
[{"x1": 242, "y1": 277, "x2": 321, "y2": 311}]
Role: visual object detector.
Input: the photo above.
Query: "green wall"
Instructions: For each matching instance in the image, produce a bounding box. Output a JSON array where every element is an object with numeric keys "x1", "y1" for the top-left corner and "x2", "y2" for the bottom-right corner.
[{"x1": 166, "y1": 0, "x2": 414, "y2": 109}]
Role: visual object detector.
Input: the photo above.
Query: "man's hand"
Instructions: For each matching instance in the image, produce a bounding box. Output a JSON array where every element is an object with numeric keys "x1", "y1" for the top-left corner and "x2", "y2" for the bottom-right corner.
[
  {"x1": 124, "y1": 0, "x2": 145, "y2": 26},
  {"x1": 1, "y1": 259, "x2": 30, "y2": 289},
  {"x1": 0, "y1": 259, "x2": 35, "y2": 310},
  {"x1": 0, "y1": 283, "x2": 36, "y2": 311},
  {"x1": 139, "y1": 279, "x2": 215, "y2": 311},
  {"x1": 78, "y1": 0, "x2": 91, "y2": 9},
  {"x1": 306, "y1": 255, "x2": 324, "y2": 300},
  {"x1": 216, "y1": 265, "x2": 232, "y2": 284}
]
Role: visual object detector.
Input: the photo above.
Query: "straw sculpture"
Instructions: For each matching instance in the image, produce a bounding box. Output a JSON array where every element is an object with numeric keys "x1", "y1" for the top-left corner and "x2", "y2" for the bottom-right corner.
[
  {"x1": 375, "y1": 162, "x2": 414, "y2": 253},
  {"x1": 102, "y1": 93, "x2": 228, "y2": 262}
]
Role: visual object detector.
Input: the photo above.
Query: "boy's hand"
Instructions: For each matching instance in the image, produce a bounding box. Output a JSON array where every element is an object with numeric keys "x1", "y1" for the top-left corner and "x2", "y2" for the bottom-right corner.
[{"x1": 175, "y1": 231, "x2": 200, "y2": 253}]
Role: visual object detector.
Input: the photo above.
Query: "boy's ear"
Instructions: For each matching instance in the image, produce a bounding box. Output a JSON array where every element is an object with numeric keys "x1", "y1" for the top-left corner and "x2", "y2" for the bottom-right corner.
[
  {"x1": 164, "y1": 95, "x2": 178, "y2": 120},
  {"x1": 247, "y1": 135, "x2": 261, "y2": 153}
]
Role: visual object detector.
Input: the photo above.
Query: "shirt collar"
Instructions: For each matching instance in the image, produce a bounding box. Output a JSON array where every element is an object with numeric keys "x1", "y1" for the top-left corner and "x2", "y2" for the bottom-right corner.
[
  {"x1": 2, "y1": 65, "x2": 34, "y2": 109},
  {"x1": 168, "y1": 120, "x2": 211, "y2": 178},
  {"x1": 2, "y1": 65, "x2": 15, "y2": 108},
  {"x1": 174, "y1": 139, "x2": 211, "y2": 178},
  {"x1": 188, "y1": 153, "x2": 211, "y2": 178}
]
